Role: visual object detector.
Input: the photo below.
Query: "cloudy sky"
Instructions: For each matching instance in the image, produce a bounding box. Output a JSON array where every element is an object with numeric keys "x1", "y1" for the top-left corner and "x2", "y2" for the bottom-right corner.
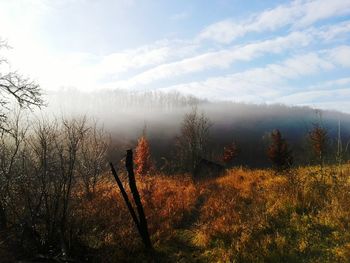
[{"x1": 1, "y1": 0, "x2": 350, "y2": 112}]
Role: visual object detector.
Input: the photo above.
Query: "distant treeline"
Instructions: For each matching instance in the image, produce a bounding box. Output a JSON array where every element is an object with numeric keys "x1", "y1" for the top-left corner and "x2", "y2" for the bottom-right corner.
[{"x1": 44, "y1": 89, "x2": 350, "y2": 168}]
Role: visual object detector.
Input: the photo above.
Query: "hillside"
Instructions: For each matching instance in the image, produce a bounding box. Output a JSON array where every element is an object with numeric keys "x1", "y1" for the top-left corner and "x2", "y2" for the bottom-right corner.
[
  {"x1": 44, "y1": 89, "x2": 350, "y2": 167},
  {"x1": 1, "y1": 90, "x2": 350, "y2": 262}
]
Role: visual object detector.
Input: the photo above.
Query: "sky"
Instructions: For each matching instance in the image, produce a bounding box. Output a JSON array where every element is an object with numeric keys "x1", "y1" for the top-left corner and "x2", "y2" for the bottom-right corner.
[{"x1": 0, "y1": 0, "x2": 350, "y2": 112}]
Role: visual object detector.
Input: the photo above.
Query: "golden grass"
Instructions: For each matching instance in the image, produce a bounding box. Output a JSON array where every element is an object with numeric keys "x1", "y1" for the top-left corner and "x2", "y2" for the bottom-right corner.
[{"x1": 73, "y1": 165, "x2": 350, "y2": 262}]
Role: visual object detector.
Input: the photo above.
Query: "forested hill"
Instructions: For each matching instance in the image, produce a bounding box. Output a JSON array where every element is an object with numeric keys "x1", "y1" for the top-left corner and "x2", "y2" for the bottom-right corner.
[{"x1": 44, "y1": 89, "x2": 350, "y2": 167}]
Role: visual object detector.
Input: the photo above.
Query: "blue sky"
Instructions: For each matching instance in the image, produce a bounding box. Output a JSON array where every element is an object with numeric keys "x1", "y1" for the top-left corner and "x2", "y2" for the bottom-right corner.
[{"x1": 1, "y1": 0, "x2": 350, "y2": 112}]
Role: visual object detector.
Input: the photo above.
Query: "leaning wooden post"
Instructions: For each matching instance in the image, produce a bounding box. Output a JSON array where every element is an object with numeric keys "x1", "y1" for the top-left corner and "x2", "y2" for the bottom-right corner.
[
  {"x1": 125, "y1": 149, "x2": 153, "y2": 251},
  {"x1": 109, "y1": 163, "x2": 141, "y2": 233}
]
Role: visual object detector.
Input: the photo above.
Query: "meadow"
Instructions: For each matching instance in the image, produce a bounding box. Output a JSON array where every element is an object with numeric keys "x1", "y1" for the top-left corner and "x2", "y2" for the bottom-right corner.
[
  {"x1": 0, "y1": 109, "x2": 349, "y2": 263},
  {"x1": 57, "y1": 164, "x2": 350, "y2": 262}
]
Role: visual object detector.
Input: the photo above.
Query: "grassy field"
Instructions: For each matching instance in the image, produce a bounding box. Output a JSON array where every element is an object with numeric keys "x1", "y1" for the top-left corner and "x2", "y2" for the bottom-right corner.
[{"x1": 73, "y1": 164, "x2": 350, "y2": 262}]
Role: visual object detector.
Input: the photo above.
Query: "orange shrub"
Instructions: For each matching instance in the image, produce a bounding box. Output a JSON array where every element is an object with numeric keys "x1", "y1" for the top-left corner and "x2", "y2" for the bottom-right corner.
[
  {"x1": 73, "y1": 172, "x2": 197, "y2": 260},
  {"x1": 134, "y1": 136, "x2": 153, "y2": 176}
]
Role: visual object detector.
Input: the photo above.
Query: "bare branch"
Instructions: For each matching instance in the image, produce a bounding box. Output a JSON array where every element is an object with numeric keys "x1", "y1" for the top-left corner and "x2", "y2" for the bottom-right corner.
[{"x1": 0, "y1": 38, "x2": 44, "y2": 129}]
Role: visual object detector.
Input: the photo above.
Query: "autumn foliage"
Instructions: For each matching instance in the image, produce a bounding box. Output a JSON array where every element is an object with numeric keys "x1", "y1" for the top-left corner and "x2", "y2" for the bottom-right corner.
[
  {"x1": 2, "y1": 112, "x2": 350, "y2": 262},
  {"x1": 75, "y1": 165, "x2": 350, "y2": 262},
  {"x1": 222, "y1": 142, "x2": 239, "y2": 165},
  {"x1": 135, "y1": 135, "x2": 153, "y2": 176}
]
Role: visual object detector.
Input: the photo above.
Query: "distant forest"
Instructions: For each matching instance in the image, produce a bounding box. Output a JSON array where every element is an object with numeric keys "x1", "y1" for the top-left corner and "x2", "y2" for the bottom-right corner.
[{"x1": 44, "y1": 89, "x2": 350, "y2": 169}]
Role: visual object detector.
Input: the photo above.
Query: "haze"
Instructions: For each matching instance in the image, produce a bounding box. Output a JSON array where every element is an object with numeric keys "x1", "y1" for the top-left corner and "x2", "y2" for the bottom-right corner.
[{"x1": 1, "y1": 0, "x2": 350, "y2": 113}]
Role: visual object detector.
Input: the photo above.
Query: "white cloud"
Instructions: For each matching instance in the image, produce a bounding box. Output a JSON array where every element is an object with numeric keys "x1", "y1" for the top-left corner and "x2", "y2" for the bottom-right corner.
[
  {"x1": 327, "y1": 45, "x2": 350, "y2": 67},
  {"x1": 197, "y1": 20, "x2": 247, "y2": 44},
  {"x1": 320, "y1": 77, "x2": 350, "y2": 87},
  {"x1": 275, "y1": 78, "x2": 350, "y2": 111},
  {"x1": 294, "y1": 0, "x2": 350, "y2": 27},
  {"x1": 316, "y1": 20, "x2": 350, "y2": 41},
  {"x1": 276, "y1": 88, "x2": 350, "y2": 104},
  {"x1": 96, "y1": 45, "x2": 173, "y2": 75},
  {"x1": 158, "y1": 46, "x2": 349, "y2": 103},
  {"x1": 4, "y1": 37, "x2": 198, "y2": 91},
  {"x1": 114, "y1": 31, "x2": 312, "y2": 88},
  {"x1": 198, "y1": 0, "x2": 350, "y2": 44}
]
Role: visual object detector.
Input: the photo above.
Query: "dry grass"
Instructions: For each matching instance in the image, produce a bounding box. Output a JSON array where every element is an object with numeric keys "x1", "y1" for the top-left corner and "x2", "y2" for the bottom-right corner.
[{"x1": 72, "y1": 165, "x2": 350, "y2": 262}]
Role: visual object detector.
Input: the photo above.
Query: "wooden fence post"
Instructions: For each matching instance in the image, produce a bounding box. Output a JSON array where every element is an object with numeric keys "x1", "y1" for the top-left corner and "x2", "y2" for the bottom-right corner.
[
  {"x1": 125, "y1": 149, "x2": 153, "y2": 251},
  {"x1": 109, "y1": 149, "x2": 153, "y2": 253},
  {"x1": 109, "y1": 163, "x2": 141, "y2": 233}
]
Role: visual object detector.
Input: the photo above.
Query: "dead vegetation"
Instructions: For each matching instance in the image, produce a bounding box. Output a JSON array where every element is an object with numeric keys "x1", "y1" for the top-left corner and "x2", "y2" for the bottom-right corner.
[
  {"x1": 0, "y1": 113, "x2": 350, "y2": 262},
  {"x1": 64, "y1": 164, "x2": 350, "y2": 262}
]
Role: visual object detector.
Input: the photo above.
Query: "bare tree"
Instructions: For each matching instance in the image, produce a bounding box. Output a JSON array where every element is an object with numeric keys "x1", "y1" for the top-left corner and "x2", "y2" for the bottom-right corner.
[
  {"x1": 27, "y1": 118, "x2": 62, "y2": 247},
  {"x1": 77, "y1": 121, "x2": 109, "y2": 196},
  {"x1": 23, "y1": 117, "x2": 89, "y2": 254},
  {"x1": 0, "y1": 113, "x2": 114, "y2": 259},
  {"x1": 0, "y1": 38, "x2": 43, "y2": 128},
  {"x1": 0, "y1": 111, "x2": 29, "y2": 230},
  {"x1": 176, "y1": 107, "x2": 212, "y2": 173}
]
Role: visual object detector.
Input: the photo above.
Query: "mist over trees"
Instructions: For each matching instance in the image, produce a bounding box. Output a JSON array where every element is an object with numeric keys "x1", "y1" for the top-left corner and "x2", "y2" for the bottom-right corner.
[
  {"x1": 40, "y1": 88, "x2": 350, "y2": 169},
  {"x1": 1, "y1": 80, "x2": 350, "y2": 262},
  {"x1": 1, "y1": 0, "x2": 350, "y2": 257},
  {"x1": 1, "y1": 42, "x2": 350, "y2": 260}
]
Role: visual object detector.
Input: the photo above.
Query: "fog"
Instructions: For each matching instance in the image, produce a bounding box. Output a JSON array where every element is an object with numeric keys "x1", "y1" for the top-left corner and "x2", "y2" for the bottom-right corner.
[{"x1": 37, "y1": 88, "x2": 350, "y2": 168}]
